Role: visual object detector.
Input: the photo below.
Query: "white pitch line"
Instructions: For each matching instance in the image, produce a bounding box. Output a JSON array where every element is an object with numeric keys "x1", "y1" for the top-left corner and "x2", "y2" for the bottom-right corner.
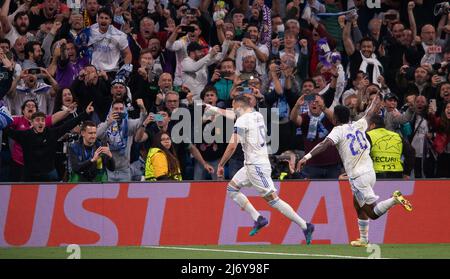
[{"x1": 145, "y1": 246, "x2": 393, "y2": 259}]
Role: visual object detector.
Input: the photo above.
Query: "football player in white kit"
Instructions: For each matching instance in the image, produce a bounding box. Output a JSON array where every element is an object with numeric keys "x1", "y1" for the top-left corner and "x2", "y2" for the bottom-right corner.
[
  {"x1": 217, "y1": 95, "x2": 315, "y2": 244},
  {"x1": 297, "y1": 95, "x2": 413, "y2": 247}
]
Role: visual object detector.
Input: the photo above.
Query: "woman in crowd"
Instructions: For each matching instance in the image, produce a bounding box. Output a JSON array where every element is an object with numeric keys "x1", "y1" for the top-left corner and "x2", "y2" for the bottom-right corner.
[{"x1": 145, "y1": 131, "x2": 182, "y2": 181}]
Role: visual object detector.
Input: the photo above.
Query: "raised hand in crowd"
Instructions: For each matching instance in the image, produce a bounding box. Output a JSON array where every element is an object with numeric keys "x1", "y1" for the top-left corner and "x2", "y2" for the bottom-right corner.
[{"x1": 85, "y1": 101, "x2": 94, "y2": 114}]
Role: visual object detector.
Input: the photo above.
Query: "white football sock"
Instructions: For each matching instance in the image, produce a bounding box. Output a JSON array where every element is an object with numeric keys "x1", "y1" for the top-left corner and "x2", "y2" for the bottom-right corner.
[
  {"x1": 374, "y1": 197, "x2": 397, "y2": 217},
  {"x1": 269, "y1": 197, "x2": 307, "y2": 230},
  {"x1": 227, "y1": 186, "x2": 260, "y2": 221},
  {"x1": 358, "y1": 219, "x2": 369, "y2": 242}
]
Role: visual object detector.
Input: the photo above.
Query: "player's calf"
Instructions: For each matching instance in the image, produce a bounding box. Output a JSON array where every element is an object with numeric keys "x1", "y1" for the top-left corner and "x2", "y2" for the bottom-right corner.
[{"x1": 227, "y1": 182, "x2": 260, "y2": 222}]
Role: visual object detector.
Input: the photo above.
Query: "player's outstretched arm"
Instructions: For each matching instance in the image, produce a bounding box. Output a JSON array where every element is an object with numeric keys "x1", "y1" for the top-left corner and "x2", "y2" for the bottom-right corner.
[
  {"x1": 297, "y1": 138, "x2": 334, "y2": 172},
  {"x1": 204, "y1": 103, "x2": 236, "y2": 120},
  {"x1": 363, "y1": 93, "x2": 382, "y2": 121},
  {"x1": 217, "y1": 133, "x2": 239, "y2": 178}
]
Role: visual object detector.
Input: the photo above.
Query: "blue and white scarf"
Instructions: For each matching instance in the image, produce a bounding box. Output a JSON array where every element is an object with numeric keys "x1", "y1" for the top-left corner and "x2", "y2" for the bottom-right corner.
[
  {"x1": 106, "y1": 110, "x2": 129, "y2": 155},
  {"x1": 16, "y1": 82, "x2": 52, "y2": 95},
  {"x1": 307, "y1": 112, "x2": 328, "y2": 141},
  {"x1": 0, "y1": 101, "x2": 12, "y2": 129}
]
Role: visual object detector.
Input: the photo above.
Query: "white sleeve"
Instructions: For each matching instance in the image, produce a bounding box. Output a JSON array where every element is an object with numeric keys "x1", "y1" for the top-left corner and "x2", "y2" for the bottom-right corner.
[
  {"x1": 166, "y1": 39, "x2": 183, "y2": 51},
  {"x1": 233, "y1": 117, "x2": 247, "y2": 143},
  {"x1": 326, "y1": 126, "x2": 342, "y2": 145},
  {"x1": 118, "y1": 33, "x2": 129, "y2": 51},
  {"x1": 258, "y1": 44, "x2": 269, "y2": 56},
  {"x1": 355, "y1": 117, "x2": 368, "y2": 131},
  {"x1": 181, "y1": 55, "x2": 212, "y2": 73}
]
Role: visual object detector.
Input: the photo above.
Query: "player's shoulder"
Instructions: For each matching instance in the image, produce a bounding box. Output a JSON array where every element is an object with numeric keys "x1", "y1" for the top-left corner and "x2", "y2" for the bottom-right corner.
[{"x1": 354, "y1": 117, "x2": 368, "y2": 127}]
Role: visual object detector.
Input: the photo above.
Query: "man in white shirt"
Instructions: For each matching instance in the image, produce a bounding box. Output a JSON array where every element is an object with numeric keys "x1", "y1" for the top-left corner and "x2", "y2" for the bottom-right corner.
[
  {"x1": 166, "y1": 22, "x2": 207, "y2": 86},
  {"x1": 297, "y1": 96, "x2": 413, "y2": 247},
  {"x1": 0, "y1": 0, "x2": 34, "y2": 46},
  {"x1": 235, "y1": 24, "x2": 269, "y2": 77},
  {"x1": 216, "y1": 95, "x2": 315, "y2": 244},
  {"x1": 86, "y1": 7, "x2": 133, "y2": 73},
  {"x1": 181, "y1": 41, "x2": 229, "y2": 100}
]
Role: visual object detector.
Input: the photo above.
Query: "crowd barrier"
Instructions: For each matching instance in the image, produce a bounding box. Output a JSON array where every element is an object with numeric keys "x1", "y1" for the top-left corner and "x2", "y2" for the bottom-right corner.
[{"x1": 0, "y1": 180, "x2": 449, "y2": 247}]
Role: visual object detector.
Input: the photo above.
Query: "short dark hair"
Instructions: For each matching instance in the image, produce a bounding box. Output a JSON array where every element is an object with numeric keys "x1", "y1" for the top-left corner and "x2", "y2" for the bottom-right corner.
[
  {"x1": 359, "y1": 37, "x2": 376, "y2": 46},
  {"x1": 24, "y1": 41, "x2": 41, "y2": 59},
  {"x1": 21, "y1": 99, "x2": 38, "y2": 113},
  {"x1": 369, "y1": 114, "x2": 385, "y2": 129},
  {"x1": 246, "y1": 23, "x2": 259, "y2": 31},
  {"x1": 234, "y1": 95, "x2": 250, "y2": 107},
  {"x1": 200, "y1": 85, "x2": 217, "y2": 100},
  {"x1": 112, "y1": 100, "x2": 125, "y2": 107},
  {"x1": 302, "y1": 78, "x2": 316, "y2": 88},
  {"x1": 271, "y1": 13, "x2": 282, "y2": 19},
  {"x1": 97, "y1": 7, "x2": 113, "y2": 19},
  {"x1": 333, "y1": 105, "x2": 350, "y2": 124},
  {"x1": 81, "y1": 120, "x2": 97, "y2": 131},
  {"x1": 0, "y1": 38, "x2": 11, "y2": 47},
  {"x1": 31, "y1": 111, "x2": 46, "y2": 120},
  {"x1": 13, "y1": 11, "x2": 28, "y2": 23},
  {"x1": 220, "y1": 57, "x2": 235, "y2": 67},
  {"x1": 140, "y1": 48, "x2": 153, "y2": 57}
]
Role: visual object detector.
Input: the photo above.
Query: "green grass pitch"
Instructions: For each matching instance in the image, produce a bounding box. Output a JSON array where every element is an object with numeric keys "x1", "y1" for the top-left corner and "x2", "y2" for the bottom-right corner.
[{"x1": 1, "y1": 244, "x2": 449, "y2": 259}]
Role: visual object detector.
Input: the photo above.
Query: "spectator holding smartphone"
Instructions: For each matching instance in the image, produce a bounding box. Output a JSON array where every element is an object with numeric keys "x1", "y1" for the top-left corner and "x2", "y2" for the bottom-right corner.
[
  {"x1": 7, "y1": 65, "x2": 58, "y2": 115},
  {"x1": 211, "y1": 58, "x2": 236, "y2": 106},
  {"x1": 96, "y1": 99, "x2": 146, "y2": 181}
]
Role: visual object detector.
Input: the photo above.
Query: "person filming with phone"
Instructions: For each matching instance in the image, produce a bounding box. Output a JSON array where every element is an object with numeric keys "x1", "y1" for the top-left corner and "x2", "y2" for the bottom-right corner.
[{"x1": 96, "y1": 99, "x2": 146, "y2": 182}]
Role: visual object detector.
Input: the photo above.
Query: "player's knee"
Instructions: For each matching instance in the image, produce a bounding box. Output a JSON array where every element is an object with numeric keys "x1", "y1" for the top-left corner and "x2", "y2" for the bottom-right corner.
[
  {"x1": 227, "y1": 183, "x2": 240, "y2": 198},
  {"x1": 266, "y1": 196, "x2": 280, "y2": 208},
  {"x1": 368, "y1": 211, "x2": 379, "y2": 220}
]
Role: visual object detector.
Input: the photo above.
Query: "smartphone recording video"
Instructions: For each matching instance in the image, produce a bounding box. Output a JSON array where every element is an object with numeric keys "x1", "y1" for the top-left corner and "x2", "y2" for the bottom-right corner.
[
  {"x1": 181, "y1": 26, "x2": 196, "y2": 33},
  {"x1": 27, "y1": 68, "x2": 41, "y2": 75}
]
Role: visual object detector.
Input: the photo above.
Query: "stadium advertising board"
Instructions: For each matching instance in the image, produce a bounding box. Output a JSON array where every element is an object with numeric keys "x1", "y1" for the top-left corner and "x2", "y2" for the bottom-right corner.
[{"x1": 0, "y1": 180, "x2": 448, "y2": 247}]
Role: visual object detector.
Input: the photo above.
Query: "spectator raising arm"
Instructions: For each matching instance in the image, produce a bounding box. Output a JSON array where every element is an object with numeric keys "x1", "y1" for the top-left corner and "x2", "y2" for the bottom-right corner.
[
  {"x1": 343, "y1": 20, "x2": 356, "y2": 57},
  {"x1": 0, "y1": 0, "x2": 12, "y2": 35}
]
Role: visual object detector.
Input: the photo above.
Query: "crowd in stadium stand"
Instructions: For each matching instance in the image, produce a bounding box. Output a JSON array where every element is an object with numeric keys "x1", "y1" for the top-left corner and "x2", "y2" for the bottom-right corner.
[{"x1": 0, "y1": 0, "x2": 449, "y2": 182}]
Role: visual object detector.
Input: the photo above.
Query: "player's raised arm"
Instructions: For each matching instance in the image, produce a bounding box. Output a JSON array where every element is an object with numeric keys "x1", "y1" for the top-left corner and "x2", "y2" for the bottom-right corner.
[
  {"x1": 217, "y1": 133, "x2": 239, "y2": 178},
  {"x1": 297, "y1": 138, "x2": 335, "y2": 172},
  {"x1": 363, "y1": 93, "x2": 382, "y2": 122}
]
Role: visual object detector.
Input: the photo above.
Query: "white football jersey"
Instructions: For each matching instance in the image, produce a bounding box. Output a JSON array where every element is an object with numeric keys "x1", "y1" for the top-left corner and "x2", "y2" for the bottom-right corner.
[
  {"x1": 88, "y1": 24, "x2": 129, "y2": 72},
  {"x1": 234, "y1": 111, "x2": 270, "y2": 165},
  {"x1": 326, "y1": 117, "x2": 374, "y2": 178}
]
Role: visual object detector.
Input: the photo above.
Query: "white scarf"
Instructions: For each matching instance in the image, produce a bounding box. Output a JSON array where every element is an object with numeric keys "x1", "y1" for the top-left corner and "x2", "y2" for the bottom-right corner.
[
  {"x1": 420, "y1": 42, "x2": 437, "y2": 65},
  {"x1": 359, "y1": 51, "x2": 382, "y2": 87}
]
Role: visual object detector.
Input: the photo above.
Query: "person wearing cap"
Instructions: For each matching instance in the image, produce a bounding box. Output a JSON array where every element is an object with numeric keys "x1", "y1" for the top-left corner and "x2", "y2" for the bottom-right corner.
[
  {"x1": 181, "y1": 40, "x2": 229, "y2": 100},
  {"x1": 383, "y1": 91, "x2": 415, "y2": 133},
  {"x1": 110, "y1": 78, "x2": 130, "y2": 103}
]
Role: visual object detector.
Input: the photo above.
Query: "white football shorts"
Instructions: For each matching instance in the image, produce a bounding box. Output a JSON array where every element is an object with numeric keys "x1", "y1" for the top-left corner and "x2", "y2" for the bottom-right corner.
[
  {"x1": 231, "y1": 164, "x2": 276, "y2": 197},
  {"x1": 349, "y1": 171, "x2": 379, "y2": 207}
]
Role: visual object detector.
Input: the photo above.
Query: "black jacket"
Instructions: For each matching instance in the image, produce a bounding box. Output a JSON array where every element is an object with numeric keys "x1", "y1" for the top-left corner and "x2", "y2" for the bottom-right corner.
[{"x1": 5, "y1": 112, "x2": 90, "y2": 178}]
